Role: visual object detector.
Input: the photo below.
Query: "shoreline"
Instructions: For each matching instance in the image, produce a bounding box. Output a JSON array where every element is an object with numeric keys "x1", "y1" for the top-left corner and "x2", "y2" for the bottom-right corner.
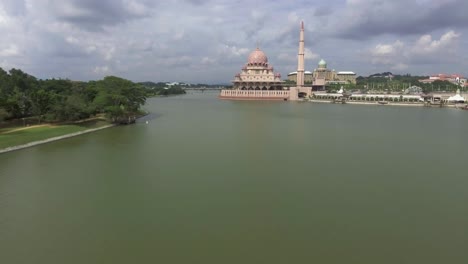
[
  {"x1": 0, "y1": 124, "x2": 115, "y2": 155},
  {"x1": 308, "y1": 99, "x2": 460, "y2": 108}
]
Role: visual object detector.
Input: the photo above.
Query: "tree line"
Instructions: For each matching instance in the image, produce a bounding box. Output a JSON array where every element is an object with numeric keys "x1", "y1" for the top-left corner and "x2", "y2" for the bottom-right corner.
[
  {"x1": 354, "y1": 74, "x2": 461, "y2": 93},
  {"x1": 325, "y1": 73, "x2": 461, "y2": 93},
  {"x1": 0, "y1": 68, "x2": 148, "y2": 124}
]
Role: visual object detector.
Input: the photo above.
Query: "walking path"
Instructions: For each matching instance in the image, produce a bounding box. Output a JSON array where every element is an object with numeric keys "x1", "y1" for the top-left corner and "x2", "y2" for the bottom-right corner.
[
  {"x1": 1, "y1": 124, "x2": 52, "y2": 134},
  {"x1": 0, "y1": 124, "x2": 115, "y2": 154}
]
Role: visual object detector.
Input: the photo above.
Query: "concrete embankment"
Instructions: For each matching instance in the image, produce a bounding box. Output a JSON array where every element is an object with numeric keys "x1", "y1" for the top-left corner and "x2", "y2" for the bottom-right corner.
[
  {"x1": 309, "y1": 100, "x2": 426, "y2": 107},
  {"x1": 0, "y1": 124, "x2": 115, "y2": 154},
  {"x1": 346, "y1": 101, "x2": 424, "y2": 107}
]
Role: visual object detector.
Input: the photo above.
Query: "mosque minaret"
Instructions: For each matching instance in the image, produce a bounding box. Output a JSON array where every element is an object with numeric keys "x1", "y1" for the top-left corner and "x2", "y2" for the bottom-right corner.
[
  {"x1": 288, "y1": 21, "x2": 312, "y2": 101},
  {"x1": 296, "y1": 21, "x2": 305, "y2": 89}
]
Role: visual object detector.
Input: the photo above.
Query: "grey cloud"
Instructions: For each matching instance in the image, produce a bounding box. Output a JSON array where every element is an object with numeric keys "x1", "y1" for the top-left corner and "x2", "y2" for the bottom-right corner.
[
  {"x1": 313, "y1": 5, "x2": 334, "y2": 17},
  {"x1": 332, "y1": 0, "x2": 468, "y2": 39},
  {"x1": 1, "y1": 0, "x2": 467, "y2": 83},
  {"x1": 0, "y1": 0, "x2": 27, "y2": 16},
  {"x1": 242, "y1": 11, "x2": 269, "y2": 41},
  {"x1": 184, "y1": 0, "x2": 210, "y2": 5},
  {"x1": 49, "y1": 0, "x2": 156, "y2": 31},
  {"x1": 364, "y1": 30, "x2": 462, "y2": 75}
]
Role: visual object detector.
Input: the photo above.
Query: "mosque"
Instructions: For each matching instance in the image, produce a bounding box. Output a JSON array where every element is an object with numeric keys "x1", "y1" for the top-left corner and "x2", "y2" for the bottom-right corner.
[
  {"x1": 231, "y1": 47, "x2": 284, "y2": 91},
  {"x1": 219, "y1": 22, "x2": 312, "y2": 101}
]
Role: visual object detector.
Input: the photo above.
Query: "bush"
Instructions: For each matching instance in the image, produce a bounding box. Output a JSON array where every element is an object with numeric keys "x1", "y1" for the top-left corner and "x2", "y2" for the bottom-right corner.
[{"x1": 0, "y1": 108, "x2": 9, "y2": 121}]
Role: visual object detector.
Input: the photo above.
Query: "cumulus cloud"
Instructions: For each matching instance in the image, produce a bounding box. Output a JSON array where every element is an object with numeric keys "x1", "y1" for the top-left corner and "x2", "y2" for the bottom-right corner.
[
  {"x1": 331, "y1": 0, "x2": 468, "y2": 39},
  {"x1": 411, "y1": 31, "x2": 460, "y2": 55},
  {"x1": 305, "y1": 48, "x2": 320, "y2": 60},
  {"x1": 0, "y1": 0, "x2": 467, "y2": 82},
  {"x1": 93, "y1": 65, "x2": 110, "y2": 75},
  {"x1": 0, "y1": 45, "x2": 20, "y2": 57},
  {"x1": 217, "y1": 44, "x2": 249, "y2": 58},
  {"x1": 370, "y1": 40, "x2": 404, "y2": 65},
  {"x1": 0, "y1": 0, "x2": 27, "y2": 16},
  {"x1": 367, "y1": 30, "x2": 461, "y2": 72}
]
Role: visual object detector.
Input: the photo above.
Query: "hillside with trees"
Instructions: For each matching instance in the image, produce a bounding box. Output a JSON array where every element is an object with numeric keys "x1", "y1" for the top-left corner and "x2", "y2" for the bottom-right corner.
[{"x1": 0, "y1": 68, "x2": 148, "y2": 124}]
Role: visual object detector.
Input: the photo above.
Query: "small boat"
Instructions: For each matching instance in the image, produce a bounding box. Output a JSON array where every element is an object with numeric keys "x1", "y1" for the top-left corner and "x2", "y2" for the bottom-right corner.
[{"x1": 377, "y1": 101, "x2": 388, "y2": 105}]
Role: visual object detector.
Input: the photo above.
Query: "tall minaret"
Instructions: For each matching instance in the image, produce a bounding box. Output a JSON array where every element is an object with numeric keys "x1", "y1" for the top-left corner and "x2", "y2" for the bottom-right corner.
[{"x1": 296, "y1": 21, "x2": 305, "y2": 88}]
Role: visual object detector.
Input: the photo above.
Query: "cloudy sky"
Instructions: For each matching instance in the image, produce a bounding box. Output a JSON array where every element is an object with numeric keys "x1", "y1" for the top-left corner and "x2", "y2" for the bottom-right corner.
[{"x1": 1, "y1": 0, "x2": 467, "y2": 83}]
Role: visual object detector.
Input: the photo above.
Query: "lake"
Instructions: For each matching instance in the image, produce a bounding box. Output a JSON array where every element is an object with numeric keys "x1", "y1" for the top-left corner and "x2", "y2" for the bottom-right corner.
[{"x1": 1, "y1": 92, "x2": 467, "y2": 264}]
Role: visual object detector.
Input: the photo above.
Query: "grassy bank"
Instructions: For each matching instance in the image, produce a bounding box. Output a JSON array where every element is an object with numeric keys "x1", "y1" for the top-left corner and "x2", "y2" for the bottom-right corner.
[{"x1": 0, "y1": 119, "x2": 110, "y2": 150}]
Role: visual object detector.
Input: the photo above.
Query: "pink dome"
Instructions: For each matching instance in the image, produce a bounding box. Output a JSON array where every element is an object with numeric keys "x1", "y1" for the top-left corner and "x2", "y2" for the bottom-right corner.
[{"x1": 247, "y1": 48, "x2": 268, "y2": 65}]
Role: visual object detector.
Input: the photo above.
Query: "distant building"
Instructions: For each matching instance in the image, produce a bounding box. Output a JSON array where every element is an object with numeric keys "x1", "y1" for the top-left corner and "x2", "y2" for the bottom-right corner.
[
  {"x1": 287, "y1": 71, "x2": 313, "y2": 83},
  {"x1": 313, "y1": 59, "x2": 333, "y2": 83},
  {"x1": 419, "y1": 74, "x2": 467, "y2": 86},
  {"x1": 335, "y1": 71, "x2": 357, "y2": 84},
  {"x1": 311, "y1": 59, "x2": 356, "y2": 90}
]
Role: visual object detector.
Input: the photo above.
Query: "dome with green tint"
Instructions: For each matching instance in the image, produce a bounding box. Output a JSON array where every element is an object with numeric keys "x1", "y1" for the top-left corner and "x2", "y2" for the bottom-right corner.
[{"x1": 318, "y1": 59, "x2": 327, "y2": 68}]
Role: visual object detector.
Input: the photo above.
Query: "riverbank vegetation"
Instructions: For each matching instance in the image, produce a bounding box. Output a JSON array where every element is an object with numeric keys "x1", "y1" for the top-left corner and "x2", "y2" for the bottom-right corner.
[{"x1": 0, "y1": 67, "x2": 148, "y2": 125}]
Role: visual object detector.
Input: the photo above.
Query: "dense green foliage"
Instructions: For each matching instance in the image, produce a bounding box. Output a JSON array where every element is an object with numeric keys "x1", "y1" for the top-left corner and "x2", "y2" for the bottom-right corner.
[{"x1": 0, "y1": 68, "x2": 147, "y2": 123}]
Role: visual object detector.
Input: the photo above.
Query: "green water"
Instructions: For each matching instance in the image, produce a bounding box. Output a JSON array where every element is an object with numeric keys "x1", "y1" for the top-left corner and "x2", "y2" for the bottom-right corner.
[{"x1": 1, "y1": 92, "x2": 467, "y2": 264}]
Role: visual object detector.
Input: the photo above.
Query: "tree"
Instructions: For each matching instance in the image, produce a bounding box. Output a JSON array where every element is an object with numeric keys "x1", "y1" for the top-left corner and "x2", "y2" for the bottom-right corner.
[
  {"x1": 0, "y1": 108, "x2": 9, "y2": 121},
  {"x1": 92, "y1": 76, "x2": 147, "y2": 123},
  {"x1": 0, "y1": 69, "x2": 147, "y2": 124},
  {"x1": 30, "y1": 89, "x2": 52, "y2": 123}
]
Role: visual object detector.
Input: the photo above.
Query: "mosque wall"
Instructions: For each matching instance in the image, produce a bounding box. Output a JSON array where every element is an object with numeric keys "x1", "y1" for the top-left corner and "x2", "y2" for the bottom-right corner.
[{"x1": 219, "y1": 90, "x2": 290, "y2": 100}]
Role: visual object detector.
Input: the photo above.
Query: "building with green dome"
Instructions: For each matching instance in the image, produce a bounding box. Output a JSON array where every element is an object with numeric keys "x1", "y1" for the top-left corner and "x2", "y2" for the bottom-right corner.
[
  {"x1": 318, "y1": 59, "x2": 327, "y2": 69},
  {"x1": 312, "y1": 59, "x2": 356, "y2": 90}
]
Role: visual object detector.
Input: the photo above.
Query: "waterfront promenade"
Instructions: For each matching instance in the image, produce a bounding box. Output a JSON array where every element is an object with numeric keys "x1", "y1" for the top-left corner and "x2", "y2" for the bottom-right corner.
[
  {"x1": 309, "y1": 90, "x2": 467, "y2": 108},
  {"x1": 309, "y1": 99, "x2": 426, "y2": 107}
]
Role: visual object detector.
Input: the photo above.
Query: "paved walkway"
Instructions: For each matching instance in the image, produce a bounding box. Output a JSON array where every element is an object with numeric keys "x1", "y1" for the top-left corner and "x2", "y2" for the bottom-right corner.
[{"x1": 1, "y1": 124, "x2": 52, "y2": 134}]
